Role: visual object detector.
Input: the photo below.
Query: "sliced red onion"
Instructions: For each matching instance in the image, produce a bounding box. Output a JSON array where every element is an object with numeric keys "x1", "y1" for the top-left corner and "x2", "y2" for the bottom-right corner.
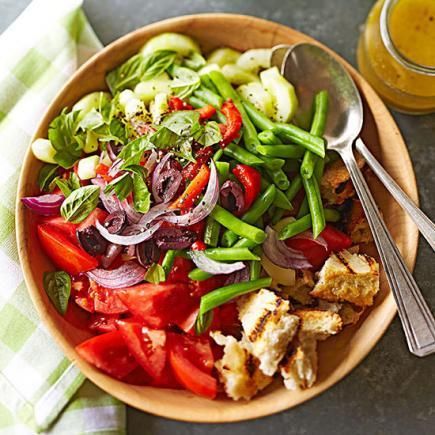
[
  {"x1": 101, "y1": 243, "x2": 123, "y2": 269},
  {"x1": 86, "y1": 261, "x2": 146, "y2": 289},
  {"x1": 106, "y1": 143, "x2": 119, "y2": 161},
  {"x1": 189, "y1": 250, "x2": 246, "y2": 275},
  {"x1": 224, "y1": 263, "x2": 250, "y2": 285},
  {"x1": 108, "y1": 158, "x2": 124, "y2": 177},
  {"x1": 152, "y1": 153, "x2": 173, "y2": 202},
  {"x1": 164, "y1": 160, "x2": 219, "y2": 227},
  {"x1": 96, "y1": 219, "x2": 163, "y2": 246},
  {"x1": 220, "y1": 180, "x2": 245, "y2": 215},
  {"x1": 263, "y1": 226, "x2": 312, "y2": 269},
  {"x1": 125, "y1": 244, "x2": 136, "y2": 257},
  {"x1": 121, "y1": 200, "x2": 142, "y2": 224},
  {"x1": 22, "y1": 194, "x2": 64, "y2": 216},
  {"x1": 138, "y1": 202, "x2": 172, "y2": 226},
  {"x1": 144, "y1": 149, "x2": 158, "y2": 174},
  {"x1": 153, "y1": 168, "x2": 182, "y2": 204},
  {"x1": 292, "y1": 230, "x2": 328, "y2": 250},
  {"x1": 91, "y1": 178, "x2": 122, "y2": 213}
]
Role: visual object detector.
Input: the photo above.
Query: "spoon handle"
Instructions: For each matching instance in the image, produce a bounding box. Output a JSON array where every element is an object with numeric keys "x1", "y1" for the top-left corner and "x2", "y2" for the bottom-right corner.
[
  {"x1": 339, "y1": 146, "x2": 435, "y2": 357},
  {"x1": 355, "y1": 138, "x2": 435, "y2": 251}
]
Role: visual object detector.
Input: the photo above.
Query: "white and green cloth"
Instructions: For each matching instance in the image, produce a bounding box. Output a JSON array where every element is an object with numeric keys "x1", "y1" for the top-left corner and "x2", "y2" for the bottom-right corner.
[{"x1": 0, "y1": 1, "x2": 125, "y2": 433}]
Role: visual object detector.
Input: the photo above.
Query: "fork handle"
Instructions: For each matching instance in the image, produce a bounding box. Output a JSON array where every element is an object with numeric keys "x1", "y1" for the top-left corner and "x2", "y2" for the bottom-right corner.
[
  {"x1": 355, "y1": 138, "x2": 435, "y2": 251},
  {"x1": 339, "y1": 146, "x2": 435, "y2": 357}
]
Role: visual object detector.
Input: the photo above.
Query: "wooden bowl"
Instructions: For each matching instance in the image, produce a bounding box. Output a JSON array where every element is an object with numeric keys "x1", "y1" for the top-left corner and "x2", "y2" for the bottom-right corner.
[{"x1": 16, "y1": 14, "x2": 419, "y2": 422}]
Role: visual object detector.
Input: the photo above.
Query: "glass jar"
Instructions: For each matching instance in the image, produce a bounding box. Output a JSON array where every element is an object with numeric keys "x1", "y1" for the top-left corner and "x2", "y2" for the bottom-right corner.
[{"x1": 357, "y1": 0, "x2": 435, "y2": 114}]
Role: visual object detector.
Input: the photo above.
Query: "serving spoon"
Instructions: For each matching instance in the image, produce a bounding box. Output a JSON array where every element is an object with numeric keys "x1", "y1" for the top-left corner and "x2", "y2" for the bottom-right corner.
[{"x1": 271, "y1": 42, "x2": 435, "y2": 357}]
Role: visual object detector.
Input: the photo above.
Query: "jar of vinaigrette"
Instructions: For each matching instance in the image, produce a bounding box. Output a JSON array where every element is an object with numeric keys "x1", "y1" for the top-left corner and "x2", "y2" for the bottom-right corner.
[{"x1": 357, "y1": 0, "x2": 435, "y2": 113}]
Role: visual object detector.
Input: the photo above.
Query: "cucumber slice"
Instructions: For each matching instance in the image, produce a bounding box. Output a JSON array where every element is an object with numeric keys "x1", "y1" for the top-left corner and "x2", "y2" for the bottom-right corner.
[
  {"x1": 31, "y1": 138, "x2": 57, "y2": 164},
  {"x1": 221, "y1": 64, "x2": 259, "y2": 85},
  {"x1": 72, "y1": 91, "x2": 111, "y2": 114},
  {"x1": 141, "y1": 33, "x2": 200, "y2": 56},
  {"x1": 237, "y1": 82, "x2": 273, "y2": 117},
  {"x1": 84, "y1": 131, "x2": 99, "y2": 153},
  {"x1": 207, "y1": 47, "x2": 241, "y2": 67},
  {"x1": 134, "y1": 73, "x2": 172, "y2": 104},
  {"x1": 150, "y1": 92, "x2": 169, "y2": 124},
  {"x1": 236, "y1": 49, "x2": 271, "y2": 73},
  {"x1": 260, "y1": 67, "x2": 298, "y2": 122},
  {"x1": 77, "y1": 155, "x2": 100, "y2": 180}
]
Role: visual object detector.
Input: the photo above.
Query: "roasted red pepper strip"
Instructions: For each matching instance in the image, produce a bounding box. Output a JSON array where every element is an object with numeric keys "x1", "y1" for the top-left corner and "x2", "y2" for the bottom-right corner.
[
  {"x1": 232, "y1": 164, "x2": 262, "y2": 212},
  {"x1": 219, "y1": 99, "x2": 242, "y2": 146},
  {"x1": 191, "y1": 240, "x2": 207, "y2": 251},
  {"x1": 168, "y1": 96, "x2": 193, "y2": 111},
  {"x1": 320, "y1": 225, "x2": 353, "y2": 252},
  {"x1": 171, "y1": 164, "x2": 210, "y2": 210},
  {"x1": 197, "y1": 104, "x2": 216, "y2": 120},
  {"x1": 181, "y1": 147, "x2": 214, "y2": 181},
  {"x1": 95, "y1": 164, "x2": 114, "y2": 183}
]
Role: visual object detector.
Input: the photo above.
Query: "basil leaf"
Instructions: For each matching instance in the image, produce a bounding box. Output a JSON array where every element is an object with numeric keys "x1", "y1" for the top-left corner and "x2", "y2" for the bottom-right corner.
[
  {"x1": 106, "y1": 50, "x2": 177, "y2": 94},
  {"x1": 48, "y1": 109, "x2": 83, "y2": 168},
  {"x1": 43, "y1": 271, "x2": 71, "y2": 315},
  {"x1": 131, "y1": 169, "x2": 151, "y2": 213},
  {"x1": 54, "y1": 172, "x2": 81, "y2": 197},
  {"x1": 78, "y1": 109, "x2": 105, "y2": 131},
  {"x1": 161, "y1": 110, "x2": 202, "y2": 137},
  {"x1": 37, "y1": 164, "x2": 59, "y2": 192},
  {"x1": 94, "y1": 117, "x2": 128, "y2": 145},
  {"x1": 144, "y1": 263, "x2": 165, "y2": 284},
  {"x1": 149, "y1": 126, "x2": 179, "y2": 148},
  {"x1": 174, "y1": 138, "x2": 195, "y2": 163},
  {"x1": 169, "y1": 65, "x2": 201, "y2": 99},
  {"x1": 119, "y1": 136, "x2": 154, "y2": 167},
  {"x1": 183, "y1": 52, "x2": 206, "y2": 71},
  {"x1": 195, "y1": 120, "x2": 222, "y2": 147},
  {"x1": 104, "y1": 173, "x2": 133, "y2": 201},
  {"x1": 60, "y1": 185, "x2": 100, "y2": 223}
]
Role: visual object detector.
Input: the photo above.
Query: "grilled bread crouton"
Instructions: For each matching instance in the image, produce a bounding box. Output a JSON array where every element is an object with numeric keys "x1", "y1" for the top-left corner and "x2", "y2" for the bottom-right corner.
[
  {"x1": 346, "y1": 199, "x2": 372, "y2": 244},
  {"x1": 211, "y1": 332, "x2": 272, "y2": 400},
  {"x1": 238, "y1": 289, "x2": 300, "y2": 376},
  {"x1": 295, "y1": 309, "x2": 343, "y2": 340},
  {"x1": 310, "y1": 249, "x2": 380, "y2": 307},
  {"x1": 282, "y1": 270, "x2": 315, "y2": 305},
  {"x1": 316, "y1": 300, "x2": 364, "y2": 326}
]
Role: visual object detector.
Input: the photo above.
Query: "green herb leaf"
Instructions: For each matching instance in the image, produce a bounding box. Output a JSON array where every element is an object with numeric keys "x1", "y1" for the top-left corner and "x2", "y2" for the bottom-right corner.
[
  {"x1": 195, "y1": 121, "x2": 222, "y2": 147},
  {"x1": 54, "y1": 172, "x2": 81, "y2": 197},
  {"x1": 161, "y1": 110, "x2": 202, "y2": 137},
  {"x1": 183, "y1": 52, "x2": 206, "y2": 71},
  {"x1": 174, "y1": 138, "x2": 195, "y2": 163},
  {"x1": 169, "y1": 65, "x2": 201, "y2": 98},
  {"x1": 119, "y1": 136, "x2": 154, "y2": 167},
  {"x1": 132, "y1": 169, "x2": 151, "y2": 213},
  {"x1": 144, "y1": 263, "x2": 166, "y2": 284},
  {"x1": 37, "y1": 164, "x2": 59, "y2": 192},
  {"x1": 104, "y1": 173, "x2": 133, "y2": 201},
  {"x1": 149, "y1": 126, "x2": 179, "y2": 148},
  {"x1": 60, "y1": 185, "x2": 100, "y2": 223},
  {"x1": 106, "y1": 50, "x2": 177, "y2": 94},
  {"x1": 43, "y1": 271, "x2": 71, "y2": 315}
]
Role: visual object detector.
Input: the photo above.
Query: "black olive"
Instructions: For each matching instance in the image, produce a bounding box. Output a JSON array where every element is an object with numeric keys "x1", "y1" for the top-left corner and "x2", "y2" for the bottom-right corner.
[
  {"x1": 153, "y1": 227, "x2": 197, "y2": 250},
  {"x1": 103, "y1": 210, "x2": 127, "y2": 234},
  {"x1": 77, "y1": 226, "x2": 108, "y2": 256},
  {"x1": 136, "y1": 239, "x2": 161, "y2": 267}
]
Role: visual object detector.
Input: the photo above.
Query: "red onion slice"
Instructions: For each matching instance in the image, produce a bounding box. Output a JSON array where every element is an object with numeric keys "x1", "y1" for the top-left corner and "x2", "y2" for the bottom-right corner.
[
  {"x1": 292, "y1": 230, "x2": 328, "y2": 250},
  {"x1": 152, "y1": 153, "x2": 173, "y2": 202},
  {"x1": 101, "y1": 243, "x2": 123, "y2": 268},
  {"x1": 91, "y1": 178, "x2": 122, "y2": 213},
  {"x1": 120, "y1": 200, "x2": 142, "y2": 224},
  {"x1": 144, "y1": 149, "x2": 158, "y2": 174},
  {"x1": 22, "y1": 194, "x2": 64, "y2": 216},
  {"x1": 164, "y1": 160, "x2": 219, "y2": 227},
  {"x1": 138, "y1": 202, "x2": 172, "y2": 226},
  {"x1": 108, "y1": 158, "x2": 124, "y2": 177},
  {"x1": 96, "y1": 219, "x2": 163, "y2": 246},
  {"x1": 263, "y1": 226, "x2": 312, "y2": 269},
  {"x1": 189, "y1": 250, "x2": 246, "y2": 275},
  {"x1": 224, "y1": 263, "x2": 250, "y2": 285},
  {"x1": 106, "y1": 143, "x2": 119, "y2": 161},
  {"x1": 86, "y1": 261, "x2": 146, "y2": 289}
]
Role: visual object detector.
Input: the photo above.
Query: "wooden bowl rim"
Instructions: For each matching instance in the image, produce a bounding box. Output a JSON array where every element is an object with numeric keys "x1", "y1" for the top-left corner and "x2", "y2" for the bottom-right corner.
[{"x1": 16, "y1": 13, "x2": 419, "y2": 422}]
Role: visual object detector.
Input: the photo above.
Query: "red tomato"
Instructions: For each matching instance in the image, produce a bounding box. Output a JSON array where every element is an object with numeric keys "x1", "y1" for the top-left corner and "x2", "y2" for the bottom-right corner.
[
  {"x1": 181, "y1": 147, "x2": 214, "y2": 181},
  {"x1": 116, "y1": 283, "x2": 193, "y2": 329},
  {"x1": 168, "y1": 333, "x2": 217, "y2": 398},
  {"x1": 88, "y1": 314, "x2": 120, "y2": 333},
  {"x1": 166, "y1": 257, "x2": 194, "y2": 283},
  {"x1": 76, "y1": 330, "x2": 137, "y2": 379},
  {"x1": 168, "y1": 96, "x2": 193, "y2": 111},
  {"x1": 77, "y1": 208, "x2": 109, "y2": 231},
  {"x1": 40, "y1": 216, "x2": 77, "y2": 241},
  {"x1": 187, "y1": 219, "x2": 206, "y2": 240},
  {"x1": 285, "y1": 238, "x2": 328, "y2": 270},
  {"x1": 191, "y1": 240, "x2": 206, "y2": 251},
  {"x1": 121, "y1": 366, "x2": 150, "y2": 385},
  {"x1": 117, "y1": 320, "x2": 167, "y2": 380},
  {"x1": 320, "y1": 225, "x2": 353, "y2": 252},
  {"x1": 64, "y1": 299, "x2": 92, "y2": 330},
  {"x1": 210, "y1": 302, "x2": 240, "y2": 336},
  {"x1": 38, "y1": 224, "x2": 99, "y2": 275},
  {"x1": 90, "y1": 281, "x2": 128, "y2": 314},
  {"x1": 190, "y1": 274, "x2": 226, "y2": 297}
]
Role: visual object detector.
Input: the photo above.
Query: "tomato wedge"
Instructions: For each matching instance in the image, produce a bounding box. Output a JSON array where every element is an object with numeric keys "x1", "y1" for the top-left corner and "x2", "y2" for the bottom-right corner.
[
  {"x1": 40, "y1": 216, "x2": 77, "y2": 241},
  {"x1": 88, "y1": 314, "x2": 120, "y2": 333},
  {"x1": 168, "y1": 333, "x2": 217, "y2": 398},
  {"x1": 76, "y1": 330, "x2": 137, "y2": 379},
  {"x1": 117, "y1": 320, "x2": 167, "y2": 380},
  {"x1": 320, "y1": 225, "x2": 353, "y2": 252},
  {"x1": 285, "y1": 237, "x2": 328, "y2": 270},
  {"x1": 38, "y1": 224, "x2": 98, "y2": 275},
  {"x1": 77, "y1": 208, "x2": 109, "y2": 231},
  {"x1": 166, "y1": 257, "x2": 194, "y2": 284},
  {"x1": 90, "y1": 281, "x2": 128, "y2": 314}
]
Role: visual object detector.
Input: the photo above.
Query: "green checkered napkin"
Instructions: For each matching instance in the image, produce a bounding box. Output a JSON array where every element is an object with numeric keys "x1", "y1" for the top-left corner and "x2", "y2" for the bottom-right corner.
[{"x1": 0, "y1": 1, "x2": 125, "y2": 433}]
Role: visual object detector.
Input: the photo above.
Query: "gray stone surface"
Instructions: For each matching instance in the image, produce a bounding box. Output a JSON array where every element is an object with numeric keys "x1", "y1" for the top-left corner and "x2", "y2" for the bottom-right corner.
[{"x1": 1, "y1": 0, "x2": 434, "y2": 434}]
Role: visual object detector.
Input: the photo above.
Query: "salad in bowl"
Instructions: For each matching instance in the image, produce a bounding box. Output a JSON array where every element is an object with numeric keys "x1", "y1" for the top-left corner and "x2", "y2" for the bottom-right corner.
[{"x1": 22, "y1": 32, "x2": 380, "y2": 400}]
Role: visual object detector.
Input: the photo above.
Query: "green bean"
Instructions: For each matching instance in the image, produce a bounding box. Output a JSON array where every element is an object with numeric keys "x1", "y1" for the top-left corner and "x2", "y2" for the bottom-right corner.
[
  {"x1": 273, "y1": 123, "x2": 325, "y2": 158},
  {"x1": 260, "y1": 155, "x2": 285, "y2": 170},
  {"x1": 193, "y1": 86, "x2": 223, "y2": 108},
  {"x1": 266, "y1": 168, "x2": 290, "y2": 190},
  {"x1": 273, "y1": 188, "x2": 293, "y2": 210},
  {"x1": 241, "y1": 100, "x2": 275, "y2": 131},
  {"x1": 211, "y1": 204, "x2": 266, "y2": 243},
  {"x1": 302, "y1": 176, "x2": 325, "y2": 238},
  {"x1": 161, "y1": 250, "x2": 177, "y2": 276},
  {"x1": 297, "y1": 196, "x2": 309, "y2": 218},
  {"x1": 222, "y1": 185, "x2": 277, "y2": 247},
  {"x1": 223, "y1": 143, "x2": 264, "y2": 166},
  {"x1": 204, "y1": 216, "x2": 220, "y2": 247},
  {"x1": 205, "y1": 248, "x2": 259, "y2": 261},
  {"x1": 233, "y1": 237, "x2": 258, "y2": 249},
  {"x1": 200, "y1": 74, "x2": 219, "y2": 94},
  {"x1": 199, "y1": 277, "x2": 272, "y2": 315},
  {"x1": 188, "y1": 268, "x2": 212, "y2": 281},
  {"x1": 257, "y1": 144, "x2": 305, "y2": 159},
  {"x1": 189, "y1": 95, "x2": 207, "y2": 109},
  {"x1": 300, "y1": 90, "x2": 329, "y2": 179},
  {"x1": 213, "y1": 148, "x2": 223, "y2": 162},
  {"x1": 258, "y1": 130, "x2": 281, "y2": 145},
  {"x1": 285, "y1": 174, "x2": 303, "y2": 201},
  {"x1": 250, "y1": 247, "x2": 262, "y2": 280},
  {"x1": 314, "y1": 157, "x2": 325, "y2": 181},
  {"x1": 278, "y1": 208, "x2": 340, "y2": 240},
  {"x1": 215, "y1": 161, "x2": 230, "y2": 184},
  {"x1": 209, "y1": 71, "x2": 260, "y2": 154}
]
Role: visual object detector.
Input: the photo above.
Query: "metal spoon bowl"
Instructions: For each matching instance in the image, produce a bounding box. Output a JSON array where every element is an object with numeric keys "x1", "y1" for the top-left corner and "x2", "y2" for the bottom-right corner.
[{"x1": 273, "y1": 42, "x2": 435, "y2": 357}]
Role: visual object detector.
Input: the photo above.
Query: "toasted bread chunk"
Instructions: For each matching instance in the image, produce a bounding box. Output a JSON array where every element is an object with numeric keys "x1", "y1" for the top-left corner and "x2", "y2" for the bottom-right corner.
[
  {"x1": 339, "y1": 303, "x2": 365, "y2": 325},
  {"x1": 280, "y1": 337, "x2": 317, "y2": 390},
  {"x1": 294, "y1": 309, "x2": 342, "y2": 340},
  {"x1": 310, "y1": 250, "x2": 380, "y2": 307},
  {"x1": 211, "y1": 332, "x2": 272, "y2": 400},
  {"x1": 282, "y1": 270, "x2": 315, "y2": 305},
  {"x1": 346, "y1": 200, "x2": 373, "y2": 244},
  {"x1": 238, "y1": 289, "x2": 300, "y2": 376}
]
